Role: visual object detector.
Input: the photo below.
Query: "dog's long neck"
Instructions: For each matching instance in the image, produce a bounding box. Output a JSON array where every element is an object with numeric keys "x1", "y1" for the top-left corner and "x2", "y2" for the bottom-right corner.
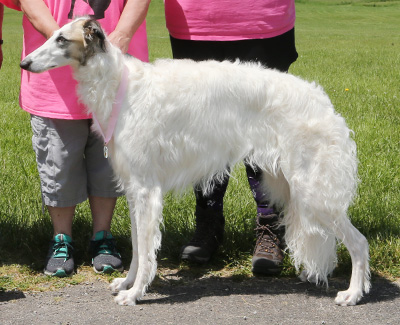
[{"x1": 73, "y1": 41, "x2": 128, "y2": 129}]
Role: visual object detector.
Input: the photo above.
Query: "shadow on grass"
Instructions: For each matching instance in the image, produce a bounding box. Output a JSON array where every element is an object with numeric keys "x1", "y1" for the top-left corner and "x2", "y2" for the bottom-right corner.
[
  {"x1": 0, "y1": 202, "x2": 258, "y2": 273},
  {"x1": 0, "y1": 211, "x2": 96, "y2": 271}
]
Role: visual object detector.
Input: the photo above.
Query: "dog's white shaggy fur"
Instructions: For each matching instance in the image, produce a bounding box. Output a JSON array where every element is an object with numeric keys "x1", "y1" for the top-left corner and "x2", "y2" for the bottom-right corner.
[{"x1": 21, "y1": 18, "x2": 370, "y2": 306}]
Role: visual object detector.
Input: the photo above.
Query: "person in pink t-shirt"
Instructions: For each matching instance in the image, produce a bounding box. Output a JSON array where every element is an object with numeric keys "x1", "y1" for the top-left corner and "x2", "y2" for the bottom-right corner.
[
  {"x1": 18, "y1": 0, "x2": 150, "y2": 277},
  {"x1": 164, "y1": 0, "x2": 298, "y2": 275}
]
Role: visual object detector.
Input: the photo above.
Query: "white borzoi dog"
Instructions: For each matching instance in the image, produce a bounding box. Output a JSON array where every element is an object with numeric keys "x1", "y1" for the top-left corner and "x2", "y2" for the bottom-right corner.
[{"x1": 20, "y1": 18, "x2": 370, "y2": 306}]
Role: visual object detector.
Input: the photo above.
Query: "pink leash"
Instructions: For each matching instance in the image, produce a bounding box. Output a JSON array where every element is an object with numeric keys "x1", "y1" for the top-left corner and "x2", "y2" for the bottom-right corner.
[{"x1": 92, "y1": 65, "x2": 129, "y2": 158}]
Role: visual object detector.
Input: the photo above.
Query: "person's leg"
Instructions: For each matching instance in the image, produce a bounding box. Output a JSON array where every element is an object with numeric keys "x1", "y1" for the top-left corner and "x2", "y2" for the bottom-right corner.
[
  {"x1": 48, "y1": 206, "x2": 75, "y2": 237},
  {"x1": 43, "y1": 206, "x2": 75, "y2": 277},
  {"x1": 170, "y1": 37, "x2": 232, "y2": 263},
  {"x1": 227, "y1": 29, "x2": 297, "y2": 274},
  {"x1": 245, "y1": 165, "x2": 274, "y2": 215},
  {"x1": 90, "y1": 196, "x2": 117, "y2": 237},
  {"x1": 180, "y1": 176, "x2": 229, "y2": 263},
  {"x1": 171, "y1": 31, "x2": 298, "y2": 266},
  {"x1": 89, "y1": 196, "x2": 123, "y2": 273},
  {"x1": 31, "y1": 116, "x2": 90, "y2": 277},
  {"x1": 86, "y1": 122, "x2": 124, "y2": 273},
  {"x1": 245, "y1": 165, "x2": 285, "y2": 274}
]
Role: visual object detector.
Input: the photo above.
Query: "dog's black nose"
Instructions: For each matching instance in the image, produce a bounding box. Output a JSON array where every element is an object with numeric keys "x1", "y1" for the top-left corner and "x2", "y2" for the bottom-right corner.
[{"x1": 20, "y1": 58, "x2": 32, "y2": 71}]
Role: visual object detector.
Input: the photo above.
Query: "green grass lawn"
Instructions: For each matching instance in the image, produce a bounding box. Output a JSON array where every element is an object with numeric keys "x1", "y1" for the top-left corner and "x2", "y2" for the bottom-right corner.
[{"x1": 0, "y1": 0, "x2": 399, "y2": 292}]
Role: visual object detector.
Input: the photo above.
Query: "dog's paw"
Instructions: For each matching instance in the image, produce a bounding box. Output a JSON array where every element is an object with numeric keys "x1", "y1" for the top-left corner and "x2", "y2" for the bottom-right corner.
[
  {"x1": 335, "y1": 289, "x2": 362, "y2": 306},
  {"x1": 110, "y1": 278, "x2": 128, "y2": 293},
  {"x1": 299, "y1": 270, "x2": 318, "y2": 284},
  {"x1": 114, "y1": 290, "x2": 137, "y2": 306},
  {"x1": 299, "y1": 270, "x2": 308, "y2": 282}
]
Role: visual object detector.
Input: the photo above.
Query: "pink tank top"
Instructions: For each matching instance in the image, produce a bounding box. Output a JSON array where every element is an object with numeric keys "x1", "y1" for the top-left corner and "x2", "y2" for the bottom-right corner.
[
  {"x1": 165, "y1": 0, "x2": 295, "y2": 41},
  {"x1": 19, "y1": 0, "x2": 148, "y2": 120}
]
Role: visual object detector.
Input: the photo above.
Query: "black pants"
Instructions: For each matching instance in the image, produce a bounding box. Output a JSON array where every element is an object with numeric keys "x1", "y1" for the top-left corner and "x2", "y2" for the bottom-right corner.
[
  {"x1": 170, "y1": 29, "x2": 298, "y2": 212},
  {"x1": 170, "y1": 28, "x2": 298, "y2": 71}
]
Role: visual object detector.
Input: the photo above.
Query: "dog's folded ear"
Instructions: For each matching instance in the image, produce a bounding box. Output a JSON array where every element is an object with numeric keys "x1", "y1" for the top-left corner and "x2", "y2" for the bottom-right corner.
[{"x1": 83, "y1": 19, "x2": 106, "y2": 53}]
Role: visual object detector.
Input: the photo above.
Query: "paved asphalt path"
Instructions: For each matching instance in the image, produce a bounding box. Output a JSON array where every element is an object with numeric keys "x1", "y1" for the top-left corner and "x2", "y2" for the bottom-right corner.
[{"x1": 1, "y1": 274, "x2": 399, "y2": 324}]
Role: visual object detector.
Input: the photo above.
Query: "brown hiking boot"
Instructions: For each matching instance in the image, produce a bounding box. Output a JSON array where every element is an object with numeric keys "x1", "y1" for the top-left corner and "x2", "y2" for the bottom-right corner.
[
  {"x1": 251, "y1": 213, "x2": 284, "y2": 275},
  {"x1": 180, "y1": 206, "x2": 225, "y2": 264}
]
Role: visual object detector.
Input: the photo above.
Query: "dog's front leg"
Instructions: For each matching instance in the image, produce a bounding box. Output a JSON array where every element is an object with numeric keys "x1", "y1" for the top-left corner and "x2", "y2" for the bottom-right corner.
[
  {"x1": 110, "y1": 196, "x2": 139, "y2": 294},
  {"x1": 114, "y1": 186, "x2": 163, "y2": 306}
]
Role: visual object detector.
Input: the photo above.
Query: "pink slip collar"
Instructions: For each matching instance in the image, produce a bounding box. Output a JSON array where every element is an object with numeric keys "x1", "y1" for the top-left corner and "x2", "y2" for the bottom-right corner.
[{"x1": 92, "y1": 64, "x2": 129, "y2": 158}]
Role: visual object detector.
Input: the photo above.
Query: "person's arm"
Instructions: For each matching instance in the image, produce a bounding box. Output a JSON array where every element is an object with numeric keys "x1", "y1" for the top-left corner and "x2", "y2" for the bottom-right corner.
[
  {"x1": 108, "y1": 0, "x2": 151, "y2": 54},
  {"x1": 0, "y1": 4, "x2": 4, "y2": 69},
  {"x1": 17, "y1": 0, "x2": 59, "y2": 39}
]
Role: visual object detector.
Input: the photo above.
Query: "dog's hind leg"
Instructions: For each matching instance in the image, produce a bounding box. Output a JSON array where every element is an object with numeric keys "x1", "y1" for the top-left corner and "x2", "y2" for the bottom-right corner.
[
  {"x1": 334, "y1": 218, "x2": 370, "y2": 306},
  {"x1": 114, "y1": 186, "x2": 163, "y2": 305},
  {"x1": 260, "y1": 168, "x2": 290, "y2": 208}
]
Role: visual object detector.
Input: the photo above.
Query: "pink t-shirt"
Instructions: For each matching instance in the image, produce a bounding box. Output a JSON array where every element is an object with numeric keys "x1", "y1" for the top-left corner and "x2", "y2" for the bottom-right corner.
[
  {"x1": 20, "y1": 0, "x2": 148, "y2": 120},
  {"x1": 165, "y1": 0, "x2": 295, "y2": 41}
]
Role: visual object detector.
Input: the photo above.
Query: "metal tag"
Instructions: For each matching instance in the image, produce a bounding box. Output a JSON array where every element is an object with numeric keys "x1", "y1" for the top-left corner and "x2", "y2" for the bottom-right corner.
[{"x1": 104, "y1": 145, "x2": 109, "y2": 159}]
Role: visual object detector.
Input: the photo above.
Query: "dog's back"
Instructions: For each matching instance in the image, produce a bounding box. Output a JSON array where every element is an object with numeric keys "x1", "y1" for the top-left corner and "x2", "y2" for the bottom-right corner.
[{"x1": 120, "y1": 57, "x2": 355, "y2": 196}]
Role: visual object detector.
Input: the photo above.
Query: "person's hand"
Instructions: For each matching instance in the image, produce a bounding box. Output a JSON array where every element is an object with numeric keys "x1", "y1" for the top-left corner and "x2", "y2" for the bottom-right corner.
[
  {"x1": 107, "y1": 0, "x2": 150, "y2": 55},
  {"x1": 108, "y1": 30, "x2": 131, "y2": 54}
]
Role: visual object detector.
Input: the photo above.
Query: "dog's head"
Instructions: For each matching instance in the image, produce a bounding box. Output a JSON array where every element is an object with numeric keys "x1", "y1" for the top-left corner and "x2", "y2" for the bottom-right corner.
[{"x1": 20, "y1": 18, "x2": 107, "y2": 73}]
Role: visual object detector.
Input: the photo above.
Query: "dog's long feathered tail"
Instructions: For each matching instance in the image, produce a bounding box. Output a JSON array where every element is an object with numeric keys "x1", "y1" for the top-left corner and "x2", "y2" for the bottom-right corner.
[{"x1": 261, "y1": 107, "x2": 360, "y2": 285}]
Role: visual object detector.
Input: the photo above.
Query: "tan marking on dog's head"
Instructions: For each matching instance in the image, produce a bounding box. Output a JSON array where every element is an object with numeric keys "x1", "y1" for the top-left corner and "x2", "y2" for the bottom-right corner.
[
  {"x1": 56, "y1": 18, "x2": 106, "y2": 66},
  {"x1": 19, "y1": 18, "x2": 107, "y2": 72},
  {"x1": 64, "y1": 18, "x2": 87, "y2": 44}
]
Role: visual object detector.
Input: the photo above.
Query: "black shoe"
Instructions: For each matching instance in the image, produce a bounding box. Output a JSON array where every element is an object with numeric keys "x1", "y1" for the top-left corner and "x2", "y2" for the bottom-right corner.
[
  {"x1": 180, "y1": 206, "x2": 225, "y2": 263},
  {"x1": 90, "y1": 231, "x2": 124, "y2": 274},
  {"x1": 251, "y1": 214, "x2": 284, "y2": 275},
  {"x1": 44, "y1": 234, "x2": 74, "y2": 277}
]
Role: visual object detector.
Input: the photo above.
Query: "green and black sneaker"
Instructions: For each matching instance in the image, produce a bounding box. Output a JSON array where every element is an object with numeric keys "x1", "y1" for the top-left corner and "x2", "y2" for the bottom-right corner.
[
  {"x1": 90, "y1": 231, "x2": 124, "y2": 274},
  {"x1": 44, "y1": 234, "x2": 74, "y2": 277}
]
